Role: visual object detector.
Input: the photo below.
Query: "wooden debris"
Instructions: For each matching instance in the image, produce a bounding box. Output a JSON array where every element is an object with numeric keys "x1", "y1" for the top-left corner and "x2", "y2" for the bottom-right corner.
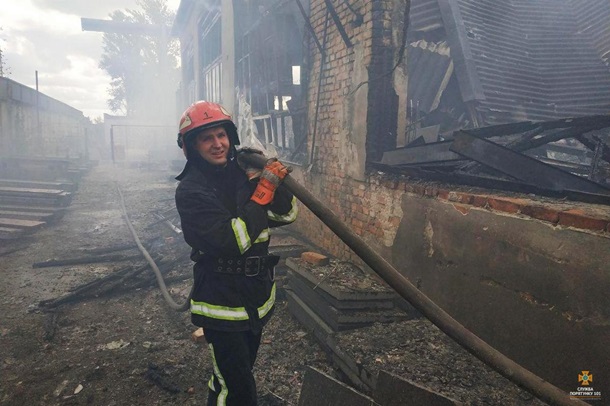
[
  {"x1": 32, "y1": 253, "x2": 143, "y2": 268},
  {"x1": 42, "y1": 311, "x2": 59, "y2": 342},
  {"x1": 77, "y1": 243, "x2": 138, "y2": 256},
  {"x1": 38, "y1": 263, "x2": 148, "y2": 309},
  {"x1": 0, "y1": 218, "x2": 45, "y2": 230},
  {"x1": 145, "y1": 364, "x2": 181, "y2": 394},
  {"x1": 191, "y1": 328, "x2": 205, "y2": 343}
]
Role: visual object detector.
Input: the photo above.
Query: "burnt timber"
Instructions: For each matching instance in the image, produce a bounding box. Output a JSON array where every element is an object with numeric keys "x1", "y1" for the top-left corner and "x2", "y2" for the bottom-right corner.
[{"x1": 378, "y1": 115, "x2": 610, "y2": 204}]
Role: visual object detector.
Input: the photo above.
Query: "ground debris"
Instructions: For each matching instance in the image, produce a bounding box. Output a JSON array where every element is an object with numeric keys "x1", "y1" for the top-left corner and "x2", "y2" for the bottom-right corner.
[
  {"x1": 144, "y1": 363, "x2": 181, "y2": 394},
  {"x1": 0, "y1": 164, "x2": 553, "y2": 406},
  {"x1": 290, "y1": 257, "x2": 392, "y2": 293},
  {"x1": 334, "y1": 319, "x2": 548, "y2": 405}
]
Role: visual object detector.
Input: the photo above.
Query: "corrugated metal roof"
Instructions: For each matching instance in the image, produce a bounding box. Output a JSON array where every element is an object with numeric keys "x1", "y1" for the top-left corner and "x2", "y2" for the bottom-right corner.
[
  {"x1": 407, "y1": 40, "x2": 452, "y2": 114},
  {"x1": 571, "y1": 0, "x2": 610, "y2": 66},
  {"x1": 444, "y1": 0, "x2": 610, "y2": 124},
  {"x1": 409, "y1": 0, "x2": 444, "y2": 34}
]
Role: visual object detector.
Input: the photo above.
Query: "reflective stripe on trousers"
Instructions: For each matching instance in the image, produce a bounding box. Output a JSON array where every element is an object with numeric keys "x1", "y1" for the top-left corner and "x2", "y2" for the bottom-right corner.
[{"x1": 191, "y1": 284, "x2": 276, "y2": 321}]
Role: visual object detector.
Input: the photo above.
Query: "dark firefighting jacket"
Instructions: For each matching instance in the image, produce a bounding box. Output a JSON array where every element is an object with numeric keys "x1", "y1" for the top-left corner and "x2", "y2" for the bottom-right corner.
[{"x1": 175, "y1": 157, "x2": 298, "y2": 332}]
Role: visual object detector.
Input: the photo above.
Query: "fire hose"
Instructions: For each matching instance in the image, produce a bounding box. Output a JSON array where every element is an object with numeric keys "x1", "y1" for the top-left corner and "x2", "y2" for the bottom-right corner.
[
  {"x1": 116, "y1": 183, "x2": 191, "y2": 311},
  {"x1": 240, "y1": 152, "x2": 584, "y2": 406}
]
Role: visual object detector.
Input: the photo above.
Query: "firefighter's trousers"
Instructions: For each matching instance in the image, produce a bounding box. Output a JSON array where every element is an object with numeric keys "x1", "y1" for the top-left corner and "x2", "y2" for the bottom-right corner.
[{"x1": 204, "y1": 328, "x2": 262, "y2": 406}]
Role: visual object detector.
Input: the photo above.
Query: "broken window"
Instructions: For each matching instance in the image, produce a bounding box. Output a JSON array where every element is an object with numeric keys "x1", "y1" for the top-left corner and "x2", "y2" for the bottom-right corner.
[
  {"x1": 199, "y1": 10, "x2": 222, "y2": 103},
  {"x1": 183, "y1": 42, "x2": 196, "y2": 103},
  {"x1": 234, "y1": 0, "x2": 307, "y2": 162}
]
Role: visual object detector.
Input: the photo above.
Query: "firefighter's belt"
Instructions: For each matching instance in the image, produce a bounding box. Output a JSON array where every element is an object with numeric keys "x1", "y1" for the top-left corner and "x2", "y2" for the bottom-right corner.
[{"x1": 213, "y1": 255, "x2": 280, "y2": 277}]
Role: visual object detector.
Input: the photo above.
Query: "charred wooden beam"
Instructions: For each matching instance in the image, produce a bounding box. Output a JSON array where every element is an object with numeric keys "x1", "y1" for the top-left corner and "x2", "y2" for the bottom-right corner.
[
  {"x1": 39, "y1": 264, "x2": 144, "y2": 309},
  {"x1": 370, "y1": 161, "x2": 610, "y2": 205},
  {"x1": 151, "y1": 213, "x2": 182, "y2": 234},
  {"x1": 465, "y1": 115, "x2": 610, "y2": 138},
  {"x1": 381, "y1": 140, "x2": 463, "y2": 166},
  {"x1": 465, "y1": 121, "x2": 537, "y2": 138},
  {"x1": 575, "y1": 134, "x2": 610, "y2": 164},
  {"x1": 294, "y1": 0, "x2": 324, "y2": 53},
  {"x1": 508, "y1": 125, "x2": 599, "y2": 152},
  {"x1": 78, "y1": 243, "x2": 138, "y2": 256},
  {"x1": 505, "y1": 126, "x2": 545, "y2": 149},
  {"x1": 323, "y1": 0, "x2": 353, "y2": 48},
  {"x1": 451, "y1": 131, "x2": 610, "y2": 195},
  {"x1": 32, "y1": 253, "x2": 142, "y2": 268}
]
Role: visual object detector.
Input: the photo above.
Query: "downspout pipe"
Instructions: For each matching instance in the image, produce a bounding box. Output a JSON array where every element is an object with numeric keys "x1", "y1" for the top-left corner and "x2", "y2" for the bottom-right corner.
[{"x1": 240, "y1": 152, "x2": 587, "y2": 406}]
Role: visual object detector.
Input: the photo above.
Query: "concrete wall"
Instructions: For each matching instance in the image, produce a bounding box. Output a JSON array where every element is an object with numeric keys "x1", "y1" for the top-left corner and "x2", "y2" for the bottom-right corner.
[
  {"x1": 292, "y1": 0, "x2": 610, "y2": 394},
  {"x1": 393, "y1": 191, "x2": 610, "y2": 394},
  {"x1": 295, "y1": 165, "x2": 610, "y2": 393},
  {"x1": 0, "y1": 77, "x2": 90, "y2": 160}
]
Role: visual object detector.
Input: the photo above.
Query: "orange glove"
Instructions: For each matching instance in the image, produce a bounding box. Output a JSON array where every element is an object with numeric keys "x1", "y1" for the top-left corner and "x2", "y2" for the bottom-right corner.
[{"x1": 251, "y1": 159, "x2": 291, "y2": 205}]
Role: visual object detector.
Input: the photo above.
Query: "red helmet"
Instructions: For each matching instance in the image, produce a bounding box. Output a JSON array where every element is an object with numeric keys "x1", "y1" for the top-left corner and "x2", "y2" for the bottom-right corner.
[{"x1": 177, "y1": 101, "x2": 239, "y2": 148}]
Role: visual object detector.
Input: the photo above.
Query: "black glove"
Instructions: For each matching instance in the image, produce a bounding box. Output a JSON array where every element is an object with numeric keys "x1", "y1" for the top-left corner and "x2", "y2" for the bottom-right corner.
[{"x1": 237, "y1": 147, "x2": 264, "y2": 180}]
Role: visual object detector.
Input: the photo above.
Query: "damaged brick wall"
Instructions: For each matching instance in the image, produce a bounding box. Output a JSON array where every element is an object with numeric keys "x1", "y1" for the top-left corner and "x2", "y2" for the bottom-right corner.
[
  {"x1": 292, "y1": 1, "x2": 610, "y2": 394},
  {"x1": 297, "y1": 0, "x2": 406, "y2": 263},
  {"x1": 366, "y1": 0, "x2": 399, "y2": 161}
]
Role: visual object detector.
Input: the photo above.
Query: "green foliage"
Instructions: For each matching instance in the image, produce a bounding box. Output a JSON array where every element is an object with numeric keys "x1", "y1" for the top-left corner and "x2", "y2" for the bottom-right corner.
[{"x1": 99, "y1": 0, "x2": 179, "y2": 118}]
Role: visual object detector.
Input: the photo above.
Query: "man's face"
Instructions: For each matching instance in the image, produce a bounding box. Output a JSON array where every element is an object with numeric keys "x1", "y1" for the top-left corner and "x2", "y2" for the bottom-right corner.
[{"x1": 194, "y1": 125, "x2": 230, "y2": 166}]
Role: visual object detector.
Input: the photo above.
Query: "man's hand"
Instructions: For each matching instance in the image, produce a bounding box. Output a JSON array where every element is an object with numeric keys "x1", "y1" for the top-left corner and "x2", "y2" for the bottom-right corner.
[
  {"x1": 237, "y1": 147, "x2": 264, "y2": 180},
  {"x1": 250, "y1": 158, "x2": 291, "y2": 205}
]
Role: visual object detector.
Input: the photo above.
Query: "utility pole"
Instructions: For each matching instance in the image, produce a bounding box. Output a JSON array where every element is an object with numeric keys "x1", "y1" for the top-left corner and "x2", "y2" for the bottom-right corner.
[{"x1": 36, "y1": 70, "x2": 41, "y2": 152}]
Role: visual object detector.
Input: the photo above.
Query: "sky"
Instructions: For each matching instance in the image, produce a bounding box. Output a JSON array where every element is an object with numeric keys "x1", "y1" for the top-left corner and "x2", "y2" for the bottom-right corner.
[{"x1": 0, "y1": 0, "x2": 181, "y2": 120}]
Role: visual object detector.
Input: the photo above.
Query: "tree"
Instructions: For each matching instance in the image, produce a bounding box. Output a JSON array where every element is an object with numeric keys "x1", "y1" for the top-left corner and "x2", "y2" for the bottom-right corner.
[
  {"x1": 0, "y1": 27, "x2": 10, "y2": 77},
  {"x1": 99, "y1": 0, "x2": 179, "y2": 120}
]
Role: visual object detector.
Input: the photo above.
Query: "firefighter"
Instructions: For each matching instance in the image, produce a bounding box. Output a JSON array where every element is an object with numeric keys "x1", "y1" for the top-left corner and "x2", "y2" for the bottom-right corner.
[{"x1": 174, "y1": 101, "x2": 298, "y2": 405}]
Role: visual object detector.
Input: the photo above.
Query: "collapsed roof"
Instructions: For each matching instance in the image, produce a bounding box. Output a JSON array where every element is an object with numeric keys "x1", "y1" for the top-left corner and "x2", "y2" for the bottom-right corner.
[{"x1": 379, "y1": 0, "x2": 610, "y2": 203}]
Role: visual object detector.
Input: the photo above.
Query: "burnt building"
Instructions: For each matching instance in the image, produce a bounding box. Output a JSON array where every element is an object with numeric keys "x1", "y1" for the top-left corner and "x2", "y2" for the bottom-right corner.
[{"x1": 172, "y1": 0, "x2": 610, "y2": 395}]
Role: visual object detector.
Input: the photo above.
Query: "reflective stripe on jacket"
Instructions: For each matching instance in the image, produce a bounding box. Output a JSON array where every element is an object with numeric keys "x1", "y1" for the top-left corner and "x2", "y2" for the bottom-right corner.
[{"x1": 175, "y1": 158, "x2": 297, "y2": 331}]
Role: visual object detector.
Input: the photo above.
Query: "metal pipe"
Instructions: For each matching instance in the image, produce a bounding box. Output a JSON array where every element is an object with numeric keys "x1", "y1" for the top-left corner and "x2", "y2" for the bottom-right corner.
[
  {"x1": 240, "y1": 152, "x2": 587, "y2": 406},
  {"x1": 36, "y1": 70, "x2": 41, "y2": 147},
  {"x1": 309, "y1": 10, "x2": 331, "y2": 165},
  {"x1": 110, "y1": 126, "x2": 116, "y2": 164}
]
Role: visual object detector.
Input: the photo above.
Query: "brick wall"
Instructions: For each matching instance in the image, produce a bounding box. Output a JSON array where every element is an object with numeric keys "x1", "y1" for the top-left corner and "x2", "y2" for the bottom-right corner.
[
  {"x1": 296, "y1": 0, "x2": 610, "y2": 264},
  {"x1": 298, "y1": 0, "x2": 403, "y2": 264},
  {"x1": 291, "y1": 0, "x2": 610, "y2": 392}
]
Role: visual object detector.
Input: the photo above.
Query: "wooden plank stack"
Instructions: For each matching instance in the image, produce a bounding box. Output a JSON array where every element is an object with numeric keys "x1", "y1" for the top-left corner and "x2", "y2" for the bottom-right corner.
[{"x1": 0, "y1": 157, "x2": 88, "y2": 240}]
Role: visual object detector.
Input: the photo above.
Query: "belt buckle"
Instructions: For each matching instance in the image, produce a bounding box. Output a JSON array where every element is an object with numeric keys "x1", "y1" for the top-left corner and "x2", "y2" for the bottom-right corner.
[{"x1": 245, "y1": 256, "x2": 261, "y2": 277}]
